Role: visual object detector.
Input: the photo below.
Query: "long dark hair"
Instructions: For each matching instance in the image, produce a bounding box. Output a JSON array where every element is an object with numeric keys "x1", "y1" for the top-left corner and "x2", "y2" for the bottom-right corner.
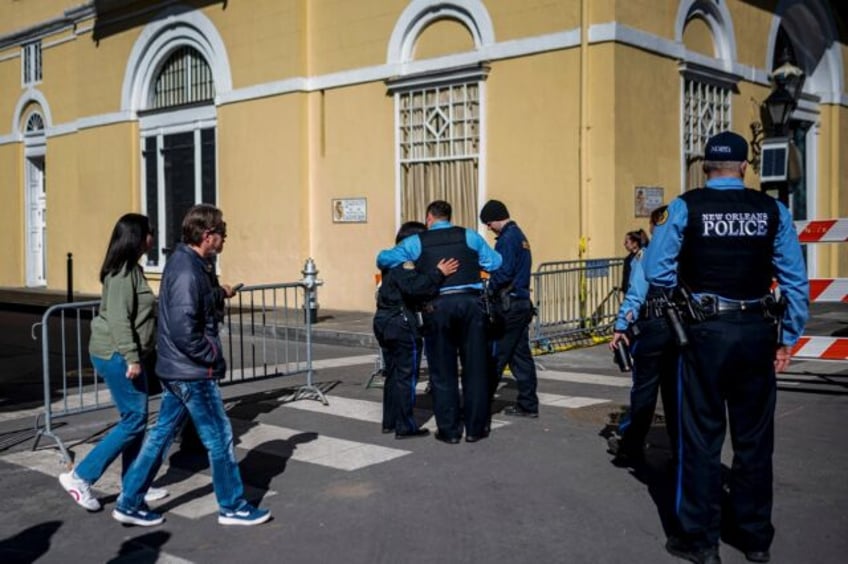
[{"x1": 99, "y1": 213, "x2": 152, "y2": 282}]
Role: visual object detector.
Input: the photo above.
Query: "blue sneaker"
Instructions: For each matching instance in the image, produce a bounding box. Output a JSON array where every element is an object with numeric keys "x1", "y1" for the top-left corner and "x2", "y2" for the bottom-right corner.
[
  {"x1": 218, "y1": 504, "x2": 271, "y2": 526},
  {"x1": 112, "y1": 505, "x2": 164, "y2": 527}
]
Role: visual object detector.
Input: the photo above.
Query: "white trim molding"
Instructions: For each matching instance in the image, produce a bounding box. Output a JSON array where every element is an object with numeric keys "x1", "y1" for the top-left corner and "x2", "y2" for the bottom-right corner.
[
  {"x1": 387, "y1": 0, "x2": 495, "y2": 66},
  {"x1": 675, "y1": 0, "x2": 738, "y2": 69},
  {"x1": 121, "y1": 4, "x2": 232, "y2": 114},
  {"x1": 10, "y1": 89, "x2": 53, "y2": 143}
]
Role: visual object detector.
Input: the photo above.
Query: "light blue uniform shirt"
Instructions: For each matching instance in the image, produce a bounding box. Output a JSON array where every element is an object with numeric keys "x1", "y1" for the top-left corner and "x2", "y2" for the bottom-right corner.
[
  {"x1": 615, "y1": 249, "x2": 649, "y2": 332},
  {"x1": 643, "y1": 177, "x2": 809, "y2": 345},
  {"x1": 376, "y1": 220, "x2": 502, "y2": 292}
]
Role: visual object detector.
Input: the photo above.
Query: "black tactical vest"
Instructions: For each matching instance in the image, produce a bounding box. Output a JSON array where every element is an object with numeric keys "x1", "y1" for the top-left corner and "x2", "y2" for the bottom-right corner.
[
  {"x1": 678, "y1": 188, "x2": 780, "y2": 299},
  {"x1": 418, "y1": 226, "x2": 481, "y2": 288}
]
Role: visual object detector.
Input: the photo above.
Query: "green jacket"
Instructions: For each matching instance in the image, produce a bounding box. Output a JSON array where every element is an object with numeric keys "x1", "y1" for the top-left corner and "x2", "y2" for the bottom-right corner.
[{"x1": 89, "y1": 265, "x2": 156, "y2": 364}]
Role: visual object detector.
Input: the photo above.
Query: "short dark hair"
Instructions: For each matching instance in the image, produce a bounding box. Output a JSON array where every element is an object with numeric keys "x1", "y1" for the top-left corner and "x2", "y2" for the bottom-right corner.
[
  {"x1": 99, "y1": 213, "x2": 152, "y2": 282},
  {"x1": 396, "y1": 221, "x2": 427, "y2": 244},
  {"x1": 426, "y1": 200, "x2": 452, "y2": 222},
  {"x1": 649, "y1": 205, "x2": 668, "y2": 227},
  {"x1": 182, "y1": 204, "x2": 225, "y2": 245}
]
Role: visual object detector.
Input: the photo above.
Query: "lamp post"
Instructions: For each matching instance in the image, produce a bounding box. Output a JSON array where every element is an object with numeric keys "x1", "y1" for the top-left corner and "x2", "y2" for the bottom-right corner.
[{"x1": 759, "y1": 51, "x2": 805, "y2": 205}]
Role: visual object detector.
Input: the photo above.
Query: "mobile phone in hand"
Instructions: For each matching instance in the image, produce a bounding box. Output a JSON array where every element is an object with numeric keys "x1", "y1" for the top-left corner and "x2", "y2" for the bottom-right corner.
[{"x1": 232, "y1": 283, "x2": 245, "y2": 292}]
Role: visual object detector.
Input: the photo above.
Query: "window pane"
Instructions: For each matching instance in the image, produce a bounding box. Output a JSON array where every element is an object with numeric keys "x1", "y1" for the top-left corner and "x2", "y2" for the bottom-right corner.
[
  {"x1": 152, "y1": 47, "x2": 215, "y2": 109},
  {"x1": 143, "y1": 137, "x2": 159, "y2": 266},
  {"x1": 201, "y1": 128, "x2": 216, "y2": 204},
  {"x1": 162, "y1": 132, "x2": 195, "y2": 252}
]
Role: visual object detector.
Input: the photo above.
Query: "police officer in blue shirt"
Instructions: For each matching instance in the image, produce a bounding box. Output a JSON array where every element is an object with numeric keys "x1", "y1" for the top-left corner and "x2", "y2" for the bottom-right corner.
[
  {"x1": 479, "y1": 199, "x2": 539, "y2": 418},
  {"x1": 644, "y1": 131, "x2": 809, "y2": 564},
  {"x1": 377, "y1": 201, "x2": 502, "y2": 444},
  {"x1": 608, "y1": 205, "x2": 677, "y2": 465}
]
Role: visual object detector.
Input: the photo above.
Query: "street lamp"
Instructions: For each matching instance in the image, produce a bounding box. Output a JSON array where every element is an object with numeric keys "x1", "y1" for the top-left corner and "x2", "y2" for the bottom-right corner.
[{"x1": 758, "y1": 51, "x2": 805, "y2": 205}]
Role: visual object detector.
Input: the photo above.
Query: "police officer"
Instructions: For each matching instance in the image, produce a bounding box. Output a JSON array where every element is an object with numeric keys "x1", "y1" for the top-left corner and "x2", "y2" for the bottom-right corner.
[
  {"x1": 608, "y1": 206, "x2": 678, "y2": 465},
  {"x1": 374, "y1": 221, "x2": 459, "y2": 439},
  {"x1": 479, "y1": 200, "x2": 539, "y2": 418},
  {"x1": 377, "y1": 201, "x2": 502, "y2": 443},
  {"x1": 644, "y1": 131, "x2": 809, "y2": 564}
]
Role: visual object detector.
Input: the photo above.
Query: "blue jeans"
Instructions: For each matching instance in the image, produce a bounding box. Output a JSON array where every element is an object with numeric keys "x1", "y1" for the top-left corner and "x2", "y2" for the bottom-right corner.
[
  {"x1": 75, "y1": 353, "x2": 148, "y2": 484},
  {"x1": 118, "y1": 379, "x2": 247, "y2": 513}
]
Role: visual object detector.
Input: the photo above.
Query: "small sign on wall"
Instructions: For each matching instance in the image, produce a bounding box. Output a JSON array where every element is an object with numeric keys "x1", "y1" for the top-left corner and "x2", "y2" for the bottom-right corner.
[
  {"x1": 332, "y1": 198, "x2": 367, "y2": 223},
  {"x1": 634, "y1": 186, "x2": 664, "y2": 217}
]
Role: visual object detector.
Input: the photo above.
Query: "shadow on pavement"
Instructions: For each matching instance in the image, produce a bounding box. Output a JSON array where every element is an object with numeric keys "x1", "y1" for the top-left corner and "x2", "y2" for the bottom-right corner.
[
  {"x1": 0, "y1": 520, "x2": 62, "y2": 564},
  {"x1": 106, "y1": 530, "x2": 171, "y2": 564}
]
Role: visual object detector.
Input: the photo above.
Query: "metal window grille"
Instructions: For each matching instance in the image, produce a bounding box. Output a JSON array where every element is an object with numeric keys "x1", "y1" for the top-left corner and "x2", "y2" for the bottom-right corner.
[
  {"x1": 151, "y1": 47, "x2": 215, "y2": 109},
  {"x1": 397, "y1": 82, "x2": 480, "y2": 227},
  {"x1": 25, "y1": 112, "x2": 44, "y2": 133},
  {"x1": 683, "y1": 78, "x2": 730, "y2": 190},
  {"x1": 22, "y1": 41, "x2": 42, "y2": 85}
]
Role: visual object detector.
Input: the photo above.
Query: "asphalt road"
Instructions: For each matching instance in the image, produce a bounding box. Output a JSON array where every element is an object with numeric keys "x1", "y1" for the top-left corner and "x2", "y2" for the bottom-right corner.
[{"x1": 0, "y1": 309, "x2": 846, "y2": 564}]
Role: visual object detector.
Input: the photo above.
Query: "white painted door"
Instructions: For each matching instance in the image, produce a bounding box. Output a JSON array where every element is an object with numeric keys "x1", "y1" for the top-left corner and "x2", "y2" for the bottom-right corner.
[{"x1": 25, "y1": 156, "x2": 46, "y2": 287}]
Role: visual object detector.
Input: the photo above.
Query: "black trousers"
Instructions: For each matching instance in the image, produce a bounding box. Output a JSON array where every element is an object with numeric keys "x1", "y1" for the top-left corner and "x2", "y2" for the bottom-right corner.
[
  {"x1": 617, "y1": 316, "x2": 678, "y2": 455},
  {"x1": 423, "y1": 293, "x2": 489, "y2": 439},
  {"x1": 488, "y1": 298, "x2": 538, "y2": 413},
  {"x1": 677, "y1": 311, "x2": 778, "y2": 551},
  {"x1": 373, "y1": 311, "x2": 423, "y2": 434}
]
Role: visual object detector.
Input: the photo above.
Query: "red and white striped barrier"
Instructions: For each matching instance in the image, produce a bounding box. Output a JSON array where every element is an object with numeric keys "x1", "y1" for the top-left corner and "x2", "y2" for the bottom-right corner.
[
  {"x1": 809, "y1": 278, "x2": 848, "y2": 303},
  {"x1": 791, "y1": 337, "x2": 848, "y2": 361},
  {"x1": 794, "y1": 219, "x2": 848, "y2": 243}
]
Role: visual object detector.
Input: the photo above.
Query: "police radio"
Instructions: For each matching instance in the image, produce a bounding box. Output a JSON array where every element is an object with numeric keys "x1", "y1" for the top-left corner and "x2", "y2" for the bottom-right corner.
[{"x1": 612, "y1": 338, "x2": 633, "y2": 372}]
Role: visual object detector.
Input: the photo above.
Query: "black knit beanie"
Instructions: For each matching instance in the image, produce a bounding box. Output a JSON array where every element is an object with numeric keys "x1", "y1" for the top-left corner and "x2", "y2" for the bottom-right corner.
[{"x1": 479, "y1": 200, "x2": 510, "y2": 223}]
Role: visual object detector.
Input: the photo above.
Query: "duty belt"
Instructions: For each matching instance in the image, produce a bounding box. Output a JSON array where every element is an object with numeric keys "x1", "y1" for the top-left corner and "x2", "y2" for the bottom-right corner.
[
  {"x1": 697, "y1": 294, "x2": 763, "y2": 315},
  {"x1": 440, "y1": 288, "x2": 482, "y2": 296}
]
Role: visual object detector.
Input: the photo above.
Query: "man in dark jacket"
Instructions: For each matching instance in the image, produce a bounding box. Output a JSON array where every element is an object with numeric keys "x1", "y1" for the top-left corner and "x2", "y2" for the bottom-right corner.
[
  {"x1": 114, "y1": 204, "x2": 271, "y2": 528},
  {"x1": 374, "y1": 221, "x2": 458, "y2": 439},
  {"x1": 480, "y1": 200, "x2": 539, "y2": 418}
]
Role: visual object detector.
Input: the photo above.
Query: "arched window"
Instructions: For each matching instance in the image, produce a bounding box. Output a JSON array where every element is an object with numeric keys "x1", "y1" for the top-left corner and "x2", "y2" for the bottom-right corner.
[
  {"x1": 25, "y1": 112, "x2": 44, "y2": 134},
  {"x1": 387, "y1": 2, "x2": 494, "y2": 229},
  {"x1": 676, "y1": 0, "x2": 738, "y2": 191},
  {"x1": 150, "y1": 46, "x2": 215, "y2": 109},
  {"x1": 141, "y1": 46, "x2": 217, "y2": 268}
]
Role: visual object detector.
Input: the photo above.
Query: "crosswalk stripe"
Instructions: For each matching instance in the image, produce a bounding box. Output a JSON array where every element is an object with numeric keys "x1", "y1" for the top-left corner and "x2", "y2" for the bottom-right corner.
[
  {"x1": 537, "y1": 392, "x2": 609, "y2": 408},
  {"x1": 278, "y1": 394, "x2": 511, "y2": 432},
  {"x1": 533, "y1": 369, "x2": 632, "y2": 388},
  {"x1": 234, "y1": 422, "x2": 409, "y2": 471}
]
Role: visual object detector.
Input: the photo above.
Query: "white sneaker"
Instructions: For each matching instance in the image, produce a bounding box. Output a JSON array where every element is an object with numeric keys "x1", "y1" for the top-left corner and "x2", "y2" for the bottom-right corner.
[
  {"x1": 59, "y1": 471, "x2": 101, "y2": 511},
  {"x1": 144, "y1": 486, "x2": 169, "y2": 503}
]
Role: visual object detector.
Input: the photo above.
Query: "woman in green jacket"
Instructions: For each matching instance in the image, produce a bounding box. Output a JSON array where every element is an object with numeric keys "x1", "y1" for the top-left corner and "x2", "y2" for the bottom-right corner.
[{"x1": 59, "y1": 213, "x2": 168, "y2": 511}]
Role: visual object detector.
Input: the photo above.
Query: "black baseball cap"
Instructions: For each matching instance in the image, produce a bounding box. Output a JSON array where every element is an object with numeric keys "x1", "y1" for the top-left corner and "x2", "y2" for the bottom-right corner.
[{"x1": 704, "y1": 131, "x2": 748, "y2": 162}]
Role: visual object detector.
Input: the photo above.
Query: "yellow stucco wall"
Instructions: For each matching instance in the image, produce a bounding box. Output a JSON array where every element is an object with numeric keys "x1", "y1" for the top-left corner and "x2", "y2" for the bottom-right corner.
[
  {"x1": 0, "y1": 0, "x2": 76, "y2": 37},
  {"x1": 216, "y1": 94, "x2": 309, "y2": 287},
  {"x1": 307, "y1": 82, "x2": 396, "y2": 310},
  {"x1": 726, "y1": 1, "x2": 775, "y2": 70},
  {"x1": 609, "y1": 45, "x2": 680, "y2": 256},
  {"x1": 682, "y1": 17, "x2": 715, "y2": 58},
  {"x1": 485, "y1": 0, "x2": 580, "y2": 40},
  {"x1": 611, "y1": 0, "x2": 678, "y2": 40},
  {"x1": 213, "y1": 0, "x2": 306, "y2": 88},
  {"x1": 0, "y1": 143, "x2": 22, "y2": 286},
  {"x1": 485, "y1": 50, "x2": 581, "y2": 263},
  {"x1": 413, "y1": 18, "x2": 475, "y2": 60},
  {"x1": 306, "y1": 0, "x2": 404, "y2": 75},
  {"x1": 45, "y1": 124, "x2": 138, "y2": 292}
]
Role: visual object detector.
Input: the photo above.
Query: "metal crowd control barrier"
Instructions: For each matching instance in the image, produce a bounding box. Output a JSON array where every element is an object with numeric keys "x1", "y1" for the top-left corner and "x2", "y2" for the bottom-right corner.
[
  {"x1": 791, "y1": 218, "x2": 848, "y2": 361},
  {"x1": 530, "y1": 257, "x2": 624, "y2": 353},
  {"x1": 31, "y1": 281, "x2": 324, "y2": 464}
]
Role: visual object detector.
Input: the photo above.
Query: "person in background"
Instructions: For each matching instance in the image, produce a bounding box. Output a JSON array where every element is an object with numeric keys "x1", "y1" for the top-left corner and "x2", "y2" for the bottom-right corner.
[
  {"x1": 607, "y1": 205, "x2": 677, "y2": 465},
  {"x1": 59, "y1": 213, "x2": 168, "y2": 511},
  {"x1": 113, "y1": 204, "x2": 270, "y2": 527},
  {"x1": 377, "y1": 200, "x2": 502, "y2": 444},
  {"x1": 374, "y1": 221, "x2": 458, "y2": 439},
  {"x1": 621, "y1": 229, "x2": 649, "y2": 294},
  {"x1": 479, "y1": 199, "x2": 539, "y2": 419}
]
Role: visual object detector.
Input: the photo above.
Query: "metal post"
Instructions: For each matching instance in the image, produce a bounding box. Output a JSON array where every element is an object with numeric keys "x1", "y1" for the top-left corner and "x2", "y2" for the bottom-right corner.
[
  {"x1": 66, "y1": 253, "x2": 73, "y2": 302},
  {"x1": 296, "y1": 258, "x2": 327, "y2": 404}
]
